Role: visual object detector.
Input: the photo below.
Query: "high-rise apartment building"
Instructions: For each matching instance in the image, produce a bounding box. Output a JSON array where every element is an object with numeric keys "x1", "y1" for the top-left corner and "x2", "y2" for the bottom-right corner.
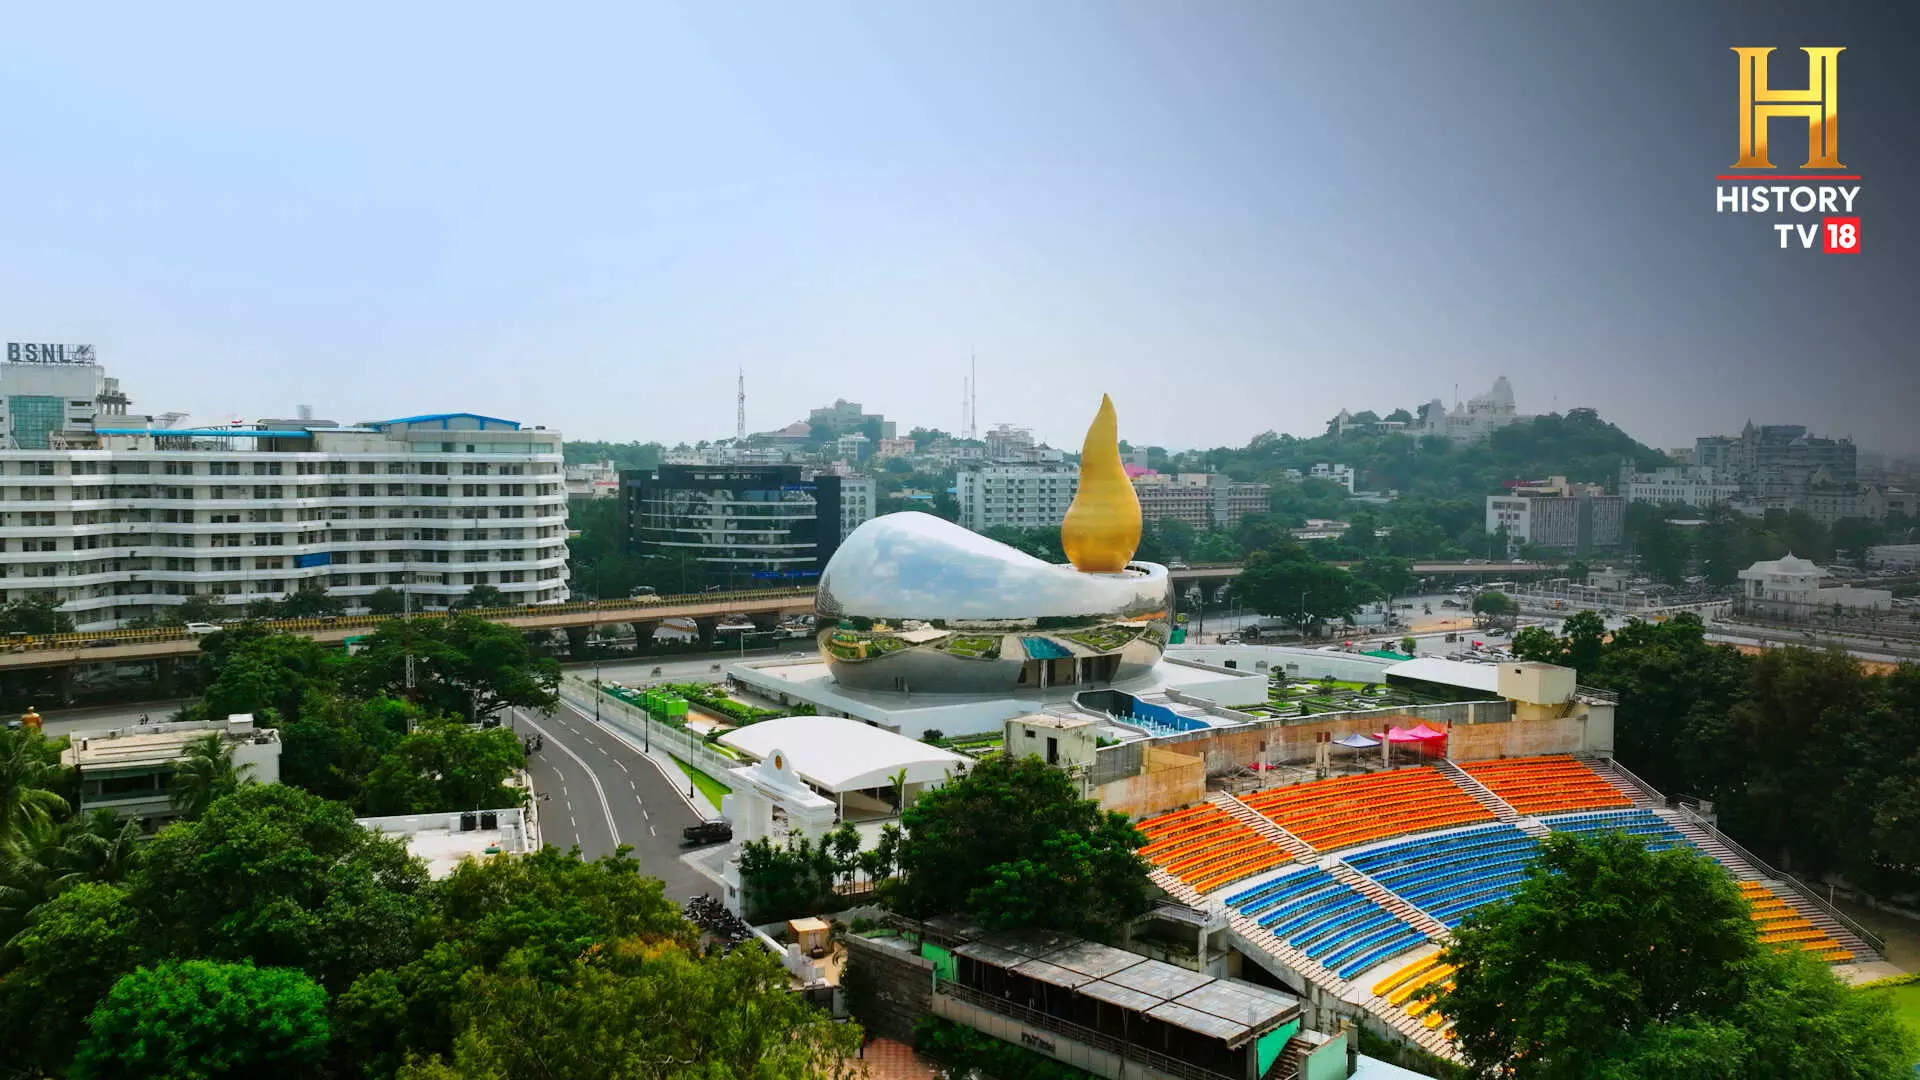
[
  {"x1": 619, "y1": 464, "x2": 843, "y2": 587},
  {"x1": 954, "y1": 461, "x2": 1078, "y2": 532},
  {"x1": 1, "y1": 411, "x2": 571, "y2": 629},
  {"x1": 838, "y1": 474, "x2": 876, "y2": 540},
  {"x1": 1131, "y1": 472, "x2": 1271, "y2": 529}
]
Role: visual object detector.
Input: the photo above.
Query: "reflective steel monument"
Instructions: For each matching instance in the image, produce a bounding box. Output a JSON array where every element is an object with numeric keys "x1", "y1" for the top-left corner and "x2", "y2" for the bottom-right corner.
[{"x1": 817, "y1": 395, "x2": 1171, "y2": 693}]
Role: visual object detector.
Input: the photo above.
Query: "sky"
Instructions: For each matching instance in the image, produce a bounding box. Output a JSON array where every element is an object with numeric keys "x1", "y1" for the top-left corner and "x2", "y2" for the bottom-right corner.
[{"x1": 1, "y1": 2, "x2": 1914, "y2": 454}]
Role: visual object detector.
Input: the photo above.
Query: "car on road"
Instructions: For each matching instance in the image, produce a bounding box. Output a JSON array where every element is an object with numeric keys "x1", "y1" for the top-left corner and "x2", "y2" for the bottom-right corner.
[
  {"x1": 184, "y1": 622, "x2": 222, "y2": 635},
  {"x1": 681, "y1": 821, "x2": 733, "y2": 847}
]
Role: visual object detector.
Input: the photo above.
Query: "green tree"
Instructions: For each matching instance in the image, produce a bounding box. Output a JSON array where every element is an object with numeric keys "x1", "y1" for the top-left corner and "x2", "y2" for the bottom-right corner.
[
  {"x1": 1235, "y1": 546, "x2": 1373, "y2": 630},
  {"x1": 366, "y1": 587, "x2": 408, "y2": 616},
  {"x1": 1470, "y1": 590, "x2": 1518, "y2": 626},
  {"x1": 168, "y1": 732, "x2": 255, "y2": 819},
  {"x1": 349, "y1": 614, "x2": 560, "y2": 723},
  {"x1": 278, "y1": 583, "x2": 345, "y2": 618},
  {"x1": 134, "y1": 784, "x2": 428, "y2": 991},
  {"x1": 1434, "y1": 831, "x2": 1913, "y2": 1079},
  {"x1": 195, "y1": 631, "x2": 343, "y2": 727},
  {"x1": 334, "y1": 846, "x2": 690, "y2": 1075},
  {"x1": 892, "y1": 754, "x2": 1149, "y2": 940},
  {"x1": 0, "y1": 597, "x2": 75, "y2": 636},
  {"x1": 275, "y1": 692, "x2": 413, "y2": 804},
  {"x1": 0, "y1": 882, "x2": 148, "y2": 1075},
  {"x1": 169, "y1": 593, "x2": 228, "y2": 626},
  {"x1": 1355, "y1": 556, "x2": 1416, "y2": 602},
  {"x1": 738, "y1": 831, "x2": 843, "y2": 924},
  {"x1": 0, "y1": 725, "x2": 68, "y2": 850},
  {"x1": 71, "y1": 960, "x2": 330, "y2": 1080},
  {"x1": 454, "y1": 583, "x2": 510, "y2": 611},
  {"x1": 361, "y1": 715, "x2": 526, "y2": 815},
  {"x1": 394, "y1": 942, "x2": 860, "y2": 1080}
]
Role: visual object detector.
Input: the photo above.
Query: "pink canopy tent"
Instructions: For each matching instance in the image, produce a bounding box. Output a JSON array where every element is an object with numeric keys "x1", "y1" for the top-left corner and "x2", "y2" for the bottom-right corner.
[{"x1": 1374, "y1": 723, "x2": 1446, "y2": 765}]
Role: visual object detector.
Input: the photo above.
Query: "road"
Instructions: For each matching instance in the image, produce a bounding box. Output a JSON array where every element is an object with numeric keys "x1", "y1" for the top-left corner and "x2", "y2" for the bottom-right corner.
[{"x1": 514, "y1": 698, "x2": 714, "y2": 902}]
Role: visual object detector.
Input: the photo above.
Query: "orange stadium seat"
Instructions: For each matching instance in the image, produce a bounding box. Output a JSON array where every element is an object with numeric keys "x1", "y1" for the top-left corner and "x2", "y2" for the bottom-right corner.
[
  {"x1": 1462, "y1": 755, "x2": 1633, "y2": 815},
  {"x1": 1135, "y1": 804, "x2": 1288, "y2": 895},
  {"x1": 1244, "y1": 767, "x2": 1493, "y2": 853}
]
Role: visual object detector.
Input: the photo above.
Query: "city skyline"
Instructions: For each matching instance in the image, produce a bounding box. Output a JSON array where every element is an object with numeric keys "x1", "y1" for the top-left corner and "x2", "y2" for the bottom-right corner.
[{"x1": 3, "y1": 3, "x2": 1916, "y2": 453}]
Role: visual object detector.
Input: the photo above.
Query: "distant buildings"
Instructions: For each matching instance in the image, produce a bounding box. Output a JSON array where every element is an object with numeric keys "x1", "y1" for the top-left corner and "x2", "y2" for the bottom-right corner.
[
  {"x1": 1308, "y1": 463, "x2": 1356, "y2": 492},
  {"x1": 564, "y1": 460, "x2": 619, "y2": 501},
  {"x1": 1131, "y1": 472, "x2": 1271, "y2": 529},
  {"x1": 1486, "y1": 480, "x2": 1623, "y2": 553},
  {"x1": 954, "y1": 461, "x2": 1078, "y2": 532},
  {"x1": 837, "y1": 473, "x2": 876, "y2": 540},
  {"x1": 1738, "y1": 554, "x2": 1891, "y2": 617},
  {"x1": 807, "y1": 399, "x2": 895, "y2": 440},
  {"x1": 619, "y1": 464, "x2": 844, "y2": 586},
  {"x1": 1417, "y1": 376, "x2": 1532, "y2": 445},
  {"x1": 1619, "y1": 465, "x2": 1740, "y2": 509}
]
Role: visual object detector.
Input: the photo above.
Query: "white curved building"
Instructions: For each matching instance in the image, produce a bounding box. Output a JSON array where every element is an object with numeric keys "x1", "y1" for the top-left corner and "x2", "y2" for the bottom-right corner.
[{"x1": 0, "y1": 412, "x2": 569, "y2": 628}]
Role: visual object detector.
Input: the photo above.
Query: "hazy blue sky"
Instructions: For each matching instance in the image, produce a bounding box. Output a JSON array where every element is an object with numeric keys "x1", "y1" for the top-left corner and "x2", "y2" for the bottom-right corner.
[{"x1": 2, "y1": 3, "x2": 1914, "y2": 452}]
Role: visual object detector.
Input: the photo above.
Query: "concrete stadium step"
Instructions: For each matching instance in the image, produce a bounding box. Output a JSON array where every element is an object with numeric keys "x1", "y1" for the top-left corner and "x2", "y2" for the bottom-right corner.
[
  {"x1": 1212, "y1": 791, "x2": 1319, "y2": 861},
  {"x1": 1757, "y1": 880, "x2": 1879, "y2": 962},
  {"x1": 1327, "y1": 860, "x2": 1450, "y2": 940},
  {"x1": 1579, "y1": 756, "x2": 1664, "y2": 809},
  {"x1": 1435, "y1": 758, "x2": 1524, "y2": 824},
  {"x1": 1656, "y1": 809, "x2": 1760, "y2": 879}
]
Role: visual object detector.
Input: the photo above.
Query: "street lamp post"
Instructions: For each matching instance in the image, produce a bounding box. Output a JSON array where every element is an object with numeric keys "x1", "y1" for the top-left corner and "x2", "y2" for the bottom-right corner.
[{"x1": 594, "y1": 661, "x2": 602, "y2": 724}]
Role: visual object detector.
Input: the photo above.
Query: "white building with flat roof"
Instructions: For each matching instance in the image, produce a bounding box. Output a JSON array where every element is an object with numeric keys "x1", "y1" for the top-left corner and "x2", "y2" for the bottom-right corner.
[
  {"x1": 0, "y1": 410, "x2": 570, "y2": 628},
  {"x1": 61, "y1": 714, "x2": 281, "y2": 825},
  {"x1": 955, "y1": 461, "x2": 1079, "y2": 532},
  {"x1": 356, "y1": 808, "x2": 534, "y2": 879}
]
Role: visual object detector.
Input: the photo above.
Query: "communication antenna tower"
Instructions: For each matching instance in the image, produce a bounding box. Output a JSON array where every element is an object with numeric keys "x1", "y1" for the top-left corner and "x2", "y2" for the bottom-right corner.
[{"x1": 736, "y1": 368, "x2": 746, "y2": 442}]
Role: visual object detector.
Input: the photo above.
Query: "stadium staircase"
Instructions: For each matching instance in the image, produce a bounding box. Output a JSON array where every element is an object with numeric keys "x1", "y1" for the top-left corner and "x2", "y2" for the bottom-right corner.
[
  {"x1": 1658, "y1": 809, "x2": 1760, "y2": 880},
  {"x1": 1748, "y1": 880, "x2": 1878, "y2": 962},
  {"x1": 1578, "y1": 755, "x2": 1664, "y2": 809},
  {"x1": 1327, "y1": 859, "x2": 1449, "y2": 939},
  {"x1": 1212, "y1": 792, "x2": 1320, "y2": 861},
  {"x1": 1434, "y1": 758, "x2": 1541, "y2": 834}
]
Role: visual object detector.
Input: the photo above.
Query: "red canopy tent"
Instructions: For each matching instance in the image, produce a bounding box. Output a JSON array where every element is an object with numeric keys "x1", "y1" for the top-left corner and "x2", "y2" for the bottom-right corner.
[{"x1": 1374, "y1": 723, "x2": 1446, "y2": 765}]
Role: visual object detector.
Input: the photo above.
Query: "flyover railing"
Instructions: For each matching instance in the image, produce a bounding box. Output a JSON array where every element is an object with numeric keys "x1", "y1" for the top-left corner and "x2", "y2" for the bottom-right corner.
[{"x1": 7, "y1": 586, "x2": 817, "y2": 652}]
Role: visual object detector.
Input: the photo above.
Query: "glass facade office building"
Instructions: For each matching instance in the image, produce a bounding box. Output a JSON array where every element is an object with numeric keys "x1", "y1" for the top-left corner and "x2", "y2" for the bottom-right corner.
[{"x1": 620, "y1": 465, "x2": 844, "y2": 589}]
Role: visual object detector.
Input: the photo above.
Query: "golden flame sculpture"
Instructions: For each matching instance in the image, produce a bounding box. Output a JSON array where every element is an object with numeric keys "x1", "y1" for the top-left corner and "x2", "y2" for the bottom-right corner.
[{"x1": 1061, "y1": 394, "x2": 1143, "y2": 572}]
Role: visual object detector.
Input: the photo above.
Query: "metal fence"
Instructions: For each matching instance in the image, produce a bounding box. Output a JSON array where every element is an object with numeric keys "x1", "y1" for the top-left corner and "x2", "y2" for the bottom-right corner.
[
  {"x1": 562, "y1": 677, "x2": 742, "y2": 809},
  {"x1": 1670, "y1": 805, "x2": 1886, "y2": 955}
]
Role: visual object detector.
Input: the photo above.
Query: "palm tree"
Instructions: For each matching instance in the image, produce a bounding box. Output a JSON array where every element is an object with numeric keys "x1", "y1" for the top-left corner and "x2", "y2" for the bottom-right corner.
[
  {"x1": 57, "y1": 810, "x2": 144, "y2": 886},
  {"x1": 0, "y1": 818, "x2": 65, "y2": 940},
  {"x1": 168, "y1": 734, "x2": 254, "y2": 820},
  {"x1": 0, "y1": 727, "x2": 68, "y2": 851}
]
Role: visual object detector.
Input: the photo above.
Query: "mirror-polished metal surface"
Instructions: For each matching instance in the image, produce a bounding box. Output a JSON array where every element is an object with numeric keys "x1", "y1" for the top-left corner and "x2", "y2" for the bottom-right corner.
[{"x1": 816, "y1": 512, "x2": 1171, "y2": 693}]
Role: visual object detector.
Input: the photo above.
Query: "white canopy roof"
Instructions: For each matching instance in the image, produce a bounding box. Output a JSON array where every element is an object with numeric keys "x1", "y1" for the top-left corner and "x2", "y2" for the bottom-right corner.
[
  {"x1": 1383, "y1": 656, "x2": 1500, "y2": 694},
  {"x1": 719, "y1": 714, "x2": 971, "y2": 794}
]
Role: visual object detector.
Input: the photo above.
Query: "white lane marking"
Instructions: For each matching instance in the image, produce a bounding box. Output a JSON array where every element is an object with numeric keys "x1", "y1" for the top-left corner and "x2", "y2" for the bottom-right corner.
[
  {"x1": 558, "y1": 697, "x2": 710, "y2": 820},
  {"x1": 517, "y1": 710, "x2": 621, "y2": 847},
  {"x1": 570, "y1": 815, "x2": 577, "y2": 830},
  {"x1": 649, "y1": 824, "x2": 656, "y2": 836},
  {"x1": 616, "y1": 760, "x2": 629, "y2": 774}
]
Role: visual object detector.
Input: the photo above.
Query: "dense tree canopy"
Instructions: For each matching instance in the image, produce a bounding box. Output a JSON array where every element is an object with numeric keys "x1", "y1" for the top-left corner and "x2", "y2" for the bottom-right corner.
[
  {"x1": 1513, "y1": 613, "x2": 1920, "y2": 893},
  {"x1": 135, "y1": 784, "x2": 429, "y2": 991},
  {"x1": 1435, "y1": 831, "x2": 1913, "y2": 1079},
  {"x1": 892, "y1": 754, "x2": 1149, "y2": 940},
  {"x1": 71, "y1": 960, "x2": 331, "y2": 1080},
  {"x1": 348, "y1": 615, "x2": 560, "y2": 722},
  {"x1": 1235, "y1": 545, "x2": 1376, "y2": 628}
]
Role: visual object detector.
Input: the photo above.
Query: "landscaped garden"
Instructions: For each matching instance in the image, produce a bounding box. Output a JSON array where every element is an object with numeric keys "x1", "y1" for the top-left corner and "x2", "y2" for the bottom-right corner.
[
  {"x1": 1064, "y1": 625, "x2": 1139, "y2": 652},
  {"x1": 1263, "y1": 677, "x2": 1444, "y2": 715},
  {"x1": 941, "y1": 634, "x2": 1000, "y2": 659}
]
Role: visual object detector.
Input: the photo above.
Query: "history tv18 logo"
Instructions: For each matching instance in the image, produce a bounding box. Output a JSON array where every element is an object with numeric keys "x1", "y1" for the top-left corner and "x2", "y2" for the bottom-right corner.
[{"x1": 1716, "y1": 46, "x2": 1860, "y2": 253}]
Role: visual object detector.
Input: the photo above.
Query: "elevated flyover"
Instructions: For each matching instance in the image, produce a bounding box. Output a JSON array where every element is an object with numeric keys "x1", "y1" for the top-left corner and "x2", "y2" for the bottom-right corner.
[{"x1": 0, "y1": 588, "x2": 817, "y2": 671}]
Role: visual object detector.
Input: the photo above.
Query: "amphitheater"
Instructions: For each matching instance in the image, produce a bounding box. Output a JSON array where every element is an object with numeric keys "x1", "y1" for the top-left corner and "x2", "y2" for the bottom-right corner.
[{"x1": 1130, "y1": 750, "x2": 1888, "y2": 1060}]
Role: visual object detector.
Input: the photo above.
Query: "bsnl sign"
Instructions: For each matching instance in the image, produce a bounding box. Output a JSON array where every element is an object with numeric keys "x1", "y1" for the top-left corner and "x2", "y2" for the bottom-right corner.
[{"x1": 7, "y1": 343, "x2": 97, "y2": 364}]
